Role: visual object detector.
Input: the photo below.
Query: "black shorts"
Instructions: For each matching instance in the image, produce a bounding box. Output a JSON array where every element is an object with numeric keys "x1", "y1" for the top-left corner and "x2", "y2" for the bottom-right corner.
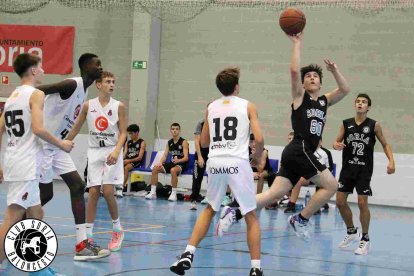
[
  {"x1": 163, "y1": 162, "x2": 187, "y2": 174},
  {"x1": 338, "y1": 167, "x2": 372, "y2": 196},
  {"x1": 276, "y1": 139, "x2": 327, "y2": 186},
  {"x1": 125, "y1": 158, "x2": 142, "y2": 169}
]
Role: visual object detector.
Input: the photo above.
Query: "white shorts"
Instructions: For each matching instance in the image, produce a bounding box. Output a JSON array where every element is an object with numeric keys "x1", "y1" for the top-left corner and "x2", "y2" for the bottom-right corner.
[
  {"x1": 206, "y1": 158, "x2": 256, "y2": 216},
  {"x1": 87, "y1": 147, "x2": 124, "y2": 187},
  {"x1": 39, "y1": 148, "x2": 77, "y2": 183},
  {"x1": 6, "y1": 180, "x2": 41, "y2": 209}
]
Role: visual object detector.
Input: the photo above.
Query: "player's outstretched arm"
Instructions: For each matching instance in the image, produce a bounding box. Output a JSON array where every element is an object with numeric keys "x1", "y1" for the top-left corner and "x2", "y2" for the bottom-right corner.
[
  {"x1": 30, "y1": 90, "x2": 74, "y2": 153},
  {"x1": 36, "y1": 79, "x2": 78, "y2": 99},
  {"x1": 287, "y1": 33, "x2": 305, "y2": 109},
  {"x1": 375, "y1": 122, "x2": 395, "y2": 174},
  {"x1": 333, "y1": 123, "x2": 346, "y2": 150},
  {"x1": 324, "y1": 60, "x2": 351, "y2": 106},
  {"x1": 66, "y1": 101, "x2": 88, "y2": 141}
]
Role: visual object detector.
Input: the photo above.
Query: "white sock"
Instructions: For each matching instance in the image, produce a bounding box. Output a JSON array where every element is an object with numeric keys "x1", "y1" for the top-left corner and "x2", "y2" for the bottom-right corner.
[
  {"x1": 112, "y1": 218, "x2": 121, "y2": 231},
  {"x1": 86, "y1": 223, "x2": 94, "y2": 238},
  {"x1": 251, "y1": 260, "x2": 261, "y2": 269},
  {"x1": 151, "y1": 185, "x2": 156, "y2": 194},
  {"x1": 185, "y1": 245, "x2": 196, "y2": 254},
  {"x1": 75, "y1": 224, "x2": 87, "y2": 243},
  {"x1": 171, "y1": 188, "x2": 177, "y2": 194}
]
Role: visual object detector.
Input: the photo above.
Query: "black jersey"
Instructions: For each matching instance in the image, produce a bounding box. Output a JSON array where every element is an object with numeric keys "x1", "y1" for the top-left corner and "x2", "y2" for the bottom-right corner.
[
  {"x1": 291, "y1": 92, "x2": 328, "y2": 151},
  {"x1": 168, "y1": 137, "x2": 186, "y2": 160},
  {"x1": 342, "y1": 117, "x2": 376, "y2": 174},
  {"x1": 126, "y1": 138, "x2": 144, "y2": 159}
]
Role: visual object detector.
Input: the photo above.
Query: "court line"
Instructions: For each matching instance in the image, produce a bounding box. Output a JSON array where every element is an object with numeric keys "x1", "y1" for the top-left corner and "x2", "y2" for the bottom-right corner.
[
  {"x1": 44, "y1": 215, "x2": 164, "y2": 227},
  {"x1": 58, "y1": 225, "x2": 165, "y2": 238}
]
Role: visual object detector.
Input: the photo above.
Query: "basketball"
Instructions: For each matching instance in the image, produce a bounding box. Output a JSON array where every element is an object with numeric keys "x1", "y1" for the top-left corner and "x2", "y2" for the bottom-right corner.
[{"x1": 279, "y1": 8, "x2": 306, "y2": 35}]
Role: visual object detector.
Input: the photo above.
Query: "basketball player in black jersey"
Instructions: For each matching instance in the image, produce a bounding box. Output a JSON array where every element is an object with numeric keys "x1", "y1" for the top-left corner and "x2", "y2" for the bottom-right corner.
[
  {"x1": 146, "y1": 123, "x2": 189, "y2": 201},
  {"x1": 219, "y1": 33, "x2": 351, "y2": 239},
  {"x1": 121, "y1": 124, "x2": 146, "y2": 192},
  {"x1": 334, "y1": 94, "x2": 395, "y2": 255}
]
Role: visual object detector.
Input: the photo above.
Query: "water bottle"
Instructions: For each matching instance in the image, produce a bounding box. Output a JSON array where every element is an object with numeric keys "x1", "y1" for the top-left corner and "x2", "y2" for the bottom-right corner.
[{"x1": 304, "y1": 190, "x2": 311, "y2": 207}]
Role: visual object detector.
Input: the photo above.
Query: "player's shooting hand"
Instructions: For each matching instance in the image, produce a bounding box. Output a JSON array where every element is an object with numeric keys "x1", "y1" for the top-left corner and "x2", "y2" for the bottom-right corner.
[
  {"x1": 333, "y1": 142, "x2": 346, "y2": 151},
  {"x1": 106, "y1": 151, "x2": 119, "y2": 166},
  {"x1": 287, "y1": 32, "x2": 304, "y2": 43},
  {"x1": 387, "y1": 161, "x2": 395, "y2": 174},
  {"x1": 324, "y1": 59, "x2": 338, "y2": 72}
]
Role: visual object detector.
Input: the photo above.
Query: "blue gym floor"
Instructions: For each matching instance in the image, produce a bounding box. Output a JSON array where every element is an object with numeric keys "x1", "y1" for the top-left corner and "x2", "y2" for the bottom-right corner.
[{"x1": 1, "y1": 182, "x2": 414, "y2": 276}]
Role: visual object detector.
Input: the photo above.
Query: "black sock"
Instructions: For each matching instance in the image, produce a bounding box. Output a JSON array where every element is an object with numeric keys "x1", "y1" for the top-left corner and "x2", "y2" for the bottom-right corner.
[
  {"x1": 288, "y1": 201, "x2": 296, "y2": 207},
  {"x1": 347, "y1": 226, "x2": 357, "y2": 235},
  {"x1": 298, "y1": 213, "x2": 308, "y2": 222},
  {"x1": 235, "y1": 209, "x2": 243, "y2": 221},
  {"x1": 226, "y1": 192, "x2": 231, "y2": 196},
  {"x1": 361, "y1": 233, "x2": 369, "y2": 241}
]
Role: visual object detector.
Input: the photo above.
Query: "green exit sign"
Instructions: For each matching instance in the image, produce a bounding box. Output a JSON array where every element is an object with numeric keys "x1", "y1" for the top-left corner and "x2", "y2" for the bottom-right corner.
[{"x1": 132, "y1": 60, "x2": 147, "y2": 69}]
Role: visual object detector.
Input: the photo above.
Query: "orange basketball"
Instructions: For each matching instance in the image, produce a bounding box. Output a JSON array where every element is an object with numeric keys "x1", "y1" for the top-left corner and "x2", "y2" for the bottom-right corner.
[{"x1": 279, "y1": 8, "x2": 306, "y2": 35}]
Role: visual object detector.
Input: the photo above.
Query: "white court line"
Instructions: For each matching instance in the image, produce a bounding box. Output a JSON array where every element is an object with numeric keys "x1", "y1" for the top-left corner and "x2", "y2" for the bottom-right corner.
[
  {"x1": 44, "y1": 215, "x2": 164, "y2": 227},
  {"x1": 125, "y1": 230, "x2": 166, "y2": 235}
]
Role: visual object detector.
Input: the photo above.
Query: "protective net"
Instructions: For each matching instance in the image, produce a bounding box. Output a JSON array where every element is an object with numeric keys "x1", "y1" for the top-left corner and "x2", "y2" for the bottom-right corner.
[{"x1": 1, "y1": 0, "x2": 414, "y2": 22}]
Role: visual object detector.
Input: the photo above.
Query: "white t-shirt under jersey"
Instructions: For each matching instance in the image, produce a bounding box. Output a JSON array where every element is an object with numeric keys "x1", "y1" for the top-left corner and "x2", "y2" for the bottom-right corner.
[
  {"x1": 208, "y1": 96, "x2": 250, "y2": 160},
  {"x1": 43, "y1": 77, "x2": 87, "y2": 149},
  {"x1": 86, "y1": 97, "x2": 120, "y2": 148},
  {"x1": 3, "y1": 85, "x2": 42, "y2": 181}
]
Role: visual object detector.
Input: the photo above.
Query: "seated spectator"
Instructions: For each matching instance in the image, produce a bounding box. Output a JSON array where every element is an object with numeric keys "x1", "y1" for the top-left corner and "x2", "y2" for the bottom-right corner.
[
  {"x1": 249, "y1": 134, "x2": 273, "y2": 194},
  {"x1": 117, "y1": 124, "x2": 146, "y2": 196},
  {"x1": 145, "y1": 123, "x2": 189, "y2": 201}
]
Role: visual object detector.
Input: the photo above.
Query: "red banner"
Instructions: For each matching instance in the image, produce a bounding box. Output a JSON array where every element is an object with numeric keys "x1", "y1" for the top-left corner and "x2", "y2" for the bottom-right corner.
[{"x1": 0, "y1": 24, "x2": 75, "y2": 75}]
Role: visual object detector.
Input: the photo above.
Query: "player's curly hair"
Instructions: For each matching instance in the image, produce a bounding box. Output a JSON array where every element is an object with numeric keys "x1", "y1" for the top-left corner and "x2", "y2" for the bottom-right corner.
[{"x1": 301, "y1": 64, "x2": 323, "y2": 84}]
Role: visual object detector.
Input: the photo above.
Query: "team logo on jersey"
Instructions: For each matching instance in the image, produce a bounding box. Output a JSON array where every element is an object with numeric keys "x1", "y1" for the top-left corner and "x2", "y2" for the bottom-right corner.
[
  {"x1": 178, "y1": 145, "x2": 182, "y2": 149},
  {"x1": 95, "y1": 116, "x2": 109, "y2": 131},
  {"x1": 319, "y1": 100, "x2": 326, "y2": 106},
  {"x1": 4, "y1": 219, "x2": 58, "y2": 272},
  {"x1": 21, "y1": 192, "x2": 28, "y2": 201},
  {"x1": 108, "y1": 109, "x2": 112, "y2": 116},
  {"x1": 74, "y1": 104, "x2": 81, "y2": 120},
  {"x1": 362, "y1": 126, "x2": 370, "y2": 133},
  {"x1": 338, "y1": 182, "x2": 344, "y2": 189}
]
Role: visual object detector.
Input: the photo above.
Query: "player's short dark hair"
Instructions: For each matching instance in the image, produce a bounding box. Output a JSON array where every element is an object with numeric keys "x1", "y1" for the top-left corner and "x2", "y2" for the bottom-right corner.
[
  {"x1": 13, "y1": 53, "x2": 41, "y2": 78},
  {"x1": 216, "y1": 67, "x2": 240, "y2": 96},
  {"x1": 250, "y1": 133, "x2": 255, "y2": 141},
  {"x1": 171, "y1": 123, "x2": 181, "y2": 129},
  {"x1": 96, "y1": 71, "x2": 115, "y2": 83},
  {"x1": 127, "y1": 124, "x2": 140, "y2": 133},
  {"x1": 78, "y1": 53, "x2": 98, "y2": 70},
  {"x1": 288, "y1": 131, "x2": 294, "y2": 136},
  {"x1": 301, "y1": 64, "x2": 323, "y2": 84},
  {"x1": 356, "y1": 93, "x2": 372, "y2": 106}
]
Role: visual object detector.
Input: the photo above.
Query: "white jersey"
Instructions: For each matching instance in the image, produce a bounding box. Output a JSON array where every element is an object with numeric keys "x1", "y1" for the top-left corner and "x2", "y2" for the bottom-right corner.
[
  {"x1": 43, "y1": 77, "x2": 87, "y2": 149},
  {"x1": 3, "y1": 85, "x2": 42, "y2": 181},
  {"x1": 208, "y1": 96, "x2": 250, "y2": 160},
  {"x1": 87, "y1": 97, "x2": 120, "y2": 148}
]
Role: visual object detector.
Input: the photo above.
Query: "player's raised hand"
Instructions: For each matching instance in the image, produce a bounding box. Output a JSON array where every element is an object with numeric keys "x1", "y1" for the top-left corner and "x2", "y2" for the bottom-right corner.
[
  {"x1": 333, "y1": 141, "x2": 346, "y2": 151},
  {"x1": 324, "y1": 59, "x2": 338, "y2": 72},
  {"x1": 287, "y1": 31, "x2": 304, "y2": 43}
]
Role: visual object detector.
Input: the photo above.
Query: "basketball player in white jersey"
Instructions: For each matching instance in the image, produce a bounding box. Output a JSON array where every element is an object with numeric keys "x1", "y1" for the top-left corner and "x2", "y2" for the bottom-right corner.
[
  {"x1": 0, "y1": 53, "x2": 74, "y2": 271},
  {"x1": 170, "y1": 67, "x2": 265, "y2": 276},
  {"x1": 67, "y1": 71, "x2": 126, "y2": 253},
  {"x1": 31, "y1": 53, "x2": 108, "y2": 260}
]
